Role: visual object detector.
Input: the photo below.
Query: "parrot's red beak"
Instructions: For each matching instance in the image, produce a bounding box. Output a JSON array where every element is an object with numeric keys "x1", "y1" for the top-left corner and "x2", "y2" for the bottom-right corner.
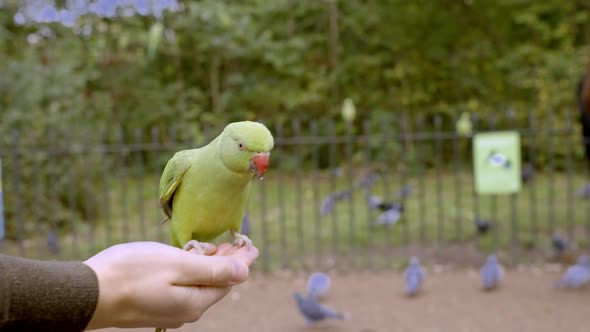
[{"x1": 252, "y1": 152, "x2": 270, "y2": 179}]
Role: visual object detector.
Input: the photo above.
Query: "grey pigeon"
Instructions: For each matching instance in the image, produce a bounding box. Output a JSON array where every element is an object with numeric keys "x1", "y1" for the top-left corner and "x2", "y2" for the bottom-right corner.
[
  {"x1": 333, "y1": 190, "x2": 351, "y2": 201},
  {"x1": 367, "y1": 195, "x2": 384, "y2": 209},
  {"x1": 373, "y1": 207, "x2": 403, "y2": 227},
  {"x1": 357, "y1": 173, "x2": 377, "y2": 189},
  {"x1": 320, "y1": 195, "x2": 336, "y2": 216},
  {"x1": 306, "y1": 272, "x2": 331, "y2": 299},
  {"x1": 521, "y1": 163, "x2": 535, "y2": 183},
  {"x1": 551, "y1": 232, "x2": 569, "y2": 254},
  {"x1": 320, "y1": 190, "x2": 352, "y2": 216},
  {"x1": 405, "y1": 257, "x2": 424, "y2": 296},
  {"x1": 397, "y1": 184, "x2": 414, "y2": 200},
  {"x1": 555, "y1": 254, "x2": 590, "y2": 289},
  {"x1": 240, "y1": 213, "x2": 251, "y2": 237},
  {"x1": 46, "y1": 230, "x2": 60, "y2": 255},
  {"x1": 481, "y1": 254, "x2": 503, "y2": 290},
  {"x1": 577, "y1": 183, "x2": 590, "y2": 199},
  {"x1": 367, "y1": 195, "x2": 404, "y2": 213},
  {"x1": 475, "y1": 217, "x2": 492, "y2": 235},
  {"x1": 331, "y1": 167, "x2": 344, "y2": 178},
  {"x1": 293, "y1": 292, "x2": 346, "y2": 325}
]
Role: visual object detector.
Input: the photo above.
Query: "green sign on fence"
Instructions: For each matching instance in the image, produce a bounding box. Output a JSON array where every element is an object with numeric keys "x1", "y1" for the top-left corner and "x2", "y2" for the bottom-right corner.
[{"x1": 473, "y1": 131, "x2": 521, "y2": 194}]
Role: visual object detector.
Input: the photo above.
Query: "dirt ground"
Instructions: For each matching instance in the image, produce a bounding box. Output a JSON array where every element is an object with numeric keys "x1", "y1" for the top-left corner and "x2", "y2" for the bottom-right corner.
[{"x1": 98, "y1": 266, "x2": 590, "y2": 332}]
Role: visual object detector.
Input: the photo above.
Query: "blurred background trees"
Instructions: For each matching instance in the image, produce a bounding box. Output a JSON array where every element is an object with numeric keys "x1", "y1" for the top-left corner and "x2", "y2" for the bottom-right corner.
[
  {"x1": 1, "y1": 0, "x2": 590, "y2": 241},
  {"x1": 2, "y1": 1, "x2": 590, "y2": 132}
]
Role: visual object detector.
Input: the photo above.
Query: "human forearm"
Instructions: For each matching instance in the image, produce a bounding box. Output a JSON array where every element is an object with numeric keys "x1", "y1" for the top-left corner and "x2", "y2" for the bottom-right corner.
[{"x1": 0, "y1": 254, "x2": 98, "y2": 332}]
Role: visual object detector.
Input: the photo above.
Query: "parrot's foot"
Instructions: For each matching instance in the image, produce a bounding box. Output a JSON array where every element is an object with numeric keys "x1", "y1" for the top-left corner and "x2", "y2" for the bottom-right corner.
[
  {"x1": 232, "y1": 232, "x2": 253, "y2": 248},
  {"x1": 182, "y1": 240, "x2": 210, "y2": 255}
]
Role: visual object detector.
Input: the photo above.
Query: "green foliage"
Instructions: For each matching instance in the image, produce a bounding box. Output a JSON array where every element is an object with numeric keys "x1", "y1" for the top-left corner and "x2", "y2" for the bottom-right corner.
[{"x1": 1, "y1": 0, "x2": 590, "y2": 239}]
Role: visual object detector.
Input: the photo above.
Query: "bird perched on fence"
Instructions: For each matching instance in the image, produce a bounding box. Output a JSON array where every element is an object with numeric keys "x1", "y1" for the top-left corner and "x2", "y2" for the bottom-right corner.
[
  {"x1": 293, "y1": 292, "x2": 347, "y2": 325},
  {"x1": 306, "y1": 272, "x2": 332, "y2": 300},
  {"x1": 404, "y1": 257, "x2": 424, "y2": 297},
  {"x1": 156, "y1": 121, "x2": 273, "y2": 332},
  {"x1": 555, "y1": 254, "x2": 590, "y2": 289},
  {"x1": 481, "y1": 254, "x2": 503, "y2": 291}
]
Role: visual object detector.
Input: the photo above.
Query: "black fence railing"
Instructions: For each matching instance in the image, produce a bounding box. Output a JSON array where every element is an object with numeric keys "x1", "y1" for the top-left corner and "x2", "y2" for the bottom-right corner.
[{"x1": 1, "y1": 109, "x2": 589, "y2": 271}]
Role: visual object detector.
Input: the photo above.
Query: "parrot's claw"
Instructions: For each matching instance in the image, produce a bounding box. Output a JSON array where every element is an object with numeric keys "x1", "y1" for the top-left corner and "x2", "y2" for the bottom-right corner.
[
  {"x1": 182, "y1": 240, "x2": 210, "y2": 255},
  {"x1": 232, "y1": 233, "x2": 253, "y2": 248}
]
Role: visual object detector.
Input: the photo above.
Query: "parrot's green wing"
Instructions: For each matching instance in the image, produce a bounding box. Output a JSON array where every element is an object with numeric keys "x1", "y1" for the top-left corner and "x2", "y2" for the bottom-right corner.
[{"x1": 159, "y1": 150, "x2": 192, "y2": 222}]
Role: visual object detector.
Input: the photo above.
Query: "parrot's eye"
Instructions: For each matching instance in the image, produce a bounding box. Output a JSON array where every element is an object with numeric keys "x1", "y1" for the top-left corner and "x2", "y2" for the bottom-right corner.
[{"x1": 238, "y1": 143, "x2": 244, "y2": 150}]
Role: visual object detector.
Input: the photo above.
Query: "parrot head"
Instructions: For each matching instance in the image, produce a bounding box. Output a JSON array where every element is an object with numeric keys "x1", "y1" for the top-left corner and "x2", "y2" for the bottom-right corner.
[{"x1": 219, "y1": 121, "x2": 274, "y2": 179}]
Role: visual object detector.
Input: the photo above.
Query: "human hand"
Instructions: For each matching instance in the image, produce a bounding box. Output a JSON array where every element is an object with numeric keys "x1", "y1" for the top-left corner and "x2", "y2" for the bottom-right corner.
[{"x1": 83, "y1": 241, "x2": 259, "y2": 330}]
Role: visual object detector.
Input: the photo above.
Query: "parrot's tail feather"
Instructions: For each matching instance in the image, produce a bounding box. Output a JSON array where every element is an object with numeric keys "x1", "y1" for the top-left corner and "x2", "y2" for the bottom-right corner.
[{"x1": 160, "y1": 217, "x2": 169, "y2": 225}]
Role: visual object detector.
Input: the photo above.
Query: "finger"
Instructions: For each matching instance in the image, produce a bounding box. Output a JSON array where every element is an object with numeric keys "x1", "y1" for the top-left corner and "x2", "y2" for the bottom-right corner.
[
  {"x1": 202, "y1": 243, "x2": 217, "y2": 255},
  {"x1": 172, "y1": 254, "x2": 249, "y2": 286},
  {"x1": 225, "y1": 245, "x2": 260, "y2": 268},
  {"x1": 214, "y1": 243, "x2": 260, "y2": 267}
]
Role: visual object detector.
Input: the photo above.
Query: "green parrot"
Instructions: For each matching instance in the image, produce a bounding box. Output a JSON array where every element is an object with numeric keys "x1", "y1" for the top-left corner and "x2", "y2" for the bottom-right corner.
[
  {"x1": 155, "y1": 122, "x2": 273, "y2": 332},
  {"x1": 159, "y1": 121, "x2": 274, "y2": 253}
]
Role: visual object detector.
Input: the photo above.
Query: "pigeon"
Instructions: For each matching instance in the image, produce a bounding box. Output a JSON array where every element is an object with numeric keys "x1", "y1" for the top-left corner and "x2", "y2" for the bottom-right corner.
[
  {"x1": 306, "y1": 272, "x2": 331, "y2": 299},
  {"x1": 577, "y1": 183, "x2": 590, "y2": 199},
  {"x1": 397, "y1": 184, "x2": 414, "y2": 200},
  {"x1": 320, "y1": 190, "x2": 352, "y2": 216},
  {"x1": 46, "y1": 230, "x2": 60, "y2": 255},
  {"x1": 293, "y1": 292, "x2": 346, "y2": 325},
  {"x1": 552, "y1": 232, "x2": 569, "y2": 254},
  {"x1": 555, "y1": 254, "x2": 590, "y2": 289},
  {"x1": 320, "y1": 195, "x2": 336, "y2": 216},
  {"x1": 475, "y1": 217, "x2": 492, "y2": 235},
  {"x1": 331, "y1": 167, "x2": 344, "y2": 178},
  {"x1": 356, "y1": 173, "x2": 377, "y2": 190},
  {"x1": 551, "y1": 232, "x2": 580, "y2": 265},
  {"x1": 373, "y1": 207, "x2": 403, "y2": 227},
  {"x1": 367, "y1": 195, "x2": 404, "y2": 213},
  {"x1": 405, "y1": 257, "x2": 424, "y2": 296},
  {"x1": 521, "y1": 163, "x2": 534, "y2": 183},
  {"x1": 481, "y1": 254, "x2": 503, "y2": 290},
  {"x1": 333, "y1": 190, "x2": 351, "y2": 201}
]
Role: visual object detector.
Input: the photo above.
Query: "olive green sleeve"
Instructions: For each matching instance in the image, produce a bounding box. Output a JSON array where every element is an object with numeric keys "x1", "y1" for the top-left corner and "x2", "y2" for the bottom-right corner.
[{"x1": 0, "y1": 254, "x2": 99, "y2": 332}]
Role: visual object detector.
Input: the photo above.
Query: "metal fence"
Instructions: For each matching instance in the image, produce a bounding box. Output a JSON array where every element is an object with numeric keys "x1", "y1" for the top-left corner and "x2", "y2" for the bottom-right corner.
[{"x1": 1, "y1": 109, "x2": 589, "y2": 271}]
